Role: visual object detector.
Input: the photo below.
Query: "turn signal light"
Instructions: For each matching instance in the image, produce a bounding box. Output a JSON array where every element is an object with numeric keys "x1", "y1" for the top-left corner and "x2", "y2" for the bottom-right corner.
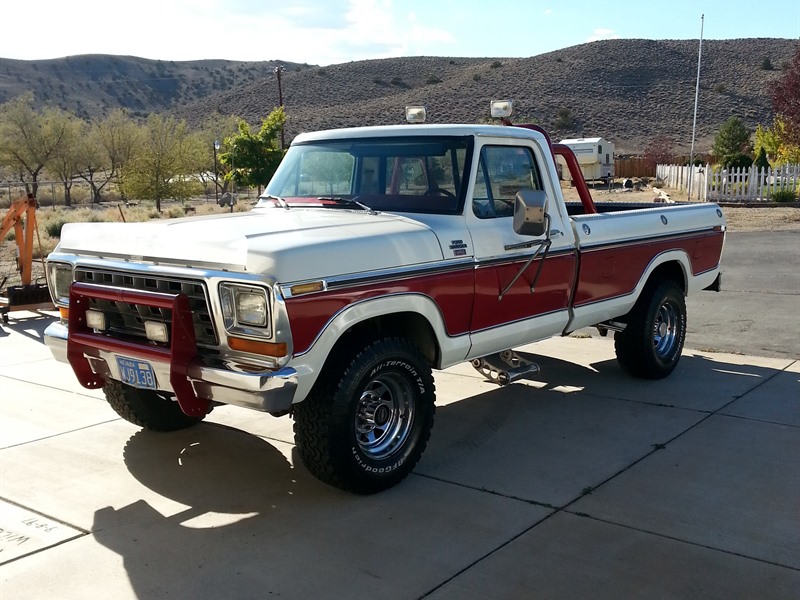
[{"x1": 228, "y1": 336, "x2": 288, "y2": 357}]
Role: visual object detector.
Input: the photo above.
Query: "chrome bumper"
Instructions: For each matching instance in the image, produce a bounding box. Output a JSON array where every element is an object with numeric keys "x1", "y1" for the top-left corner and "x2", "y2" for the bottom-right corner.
[{"x1": 44, "y1": 321, "x2": 298, "y2": 414}]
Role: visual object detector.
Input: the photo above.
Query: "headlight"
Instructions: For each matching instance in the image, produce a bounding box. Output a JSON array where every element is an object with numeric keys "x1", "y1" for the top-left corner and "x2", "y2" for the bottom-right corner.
[
  {"x1": 219, "y1": 283, "x2": 271, "y2": 336},
  {"x1": 46, "y1": 262, "x2": 73, "y2": 306}
]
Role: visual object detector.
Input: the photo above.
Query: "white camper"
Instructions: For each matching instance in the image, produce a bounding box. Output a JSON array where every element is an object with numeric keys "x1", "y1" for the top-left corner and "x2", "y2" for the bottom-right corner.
[{"x1": 557, "y1": 137, "x2": 615, "y2": 182}]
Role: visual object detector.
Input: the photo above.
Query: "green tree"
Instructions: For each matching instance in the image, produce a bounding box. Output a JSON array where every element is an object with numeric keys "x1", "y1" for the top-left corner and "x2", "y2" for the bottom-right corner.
[
  {"x1": 0, "y1": 93, "x2": 72, "y2": 197},
  {"x1": 81, "y1": 109, "x2": 141, "y2": 202},
  {"x1": 753, "y1": 146, "x2": 770, "y2": 171},
  {"x1": 221, "y1": 107, "x2": 286, "y2": 193},
  {"x1": 754, "y1": 122, "x2": 782, "y2": 164},
  {"x1": 121, "y1": 114, "x2": 199, "y2": 211},
  {"x1": 712, "y1": 117, "x2": 751, "y2": 163},
  {"x1": 756, "y1": 117, "x2": 800, "y2": 165},
  {"x1": 48, "y1": 115, "x2": 84, "y2": 206}
]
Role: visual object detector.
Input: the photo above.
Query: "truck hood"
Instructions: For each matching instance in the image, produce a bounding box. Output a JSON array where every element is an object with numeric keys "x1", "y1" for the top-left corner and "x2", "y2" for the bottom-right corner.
[{"x1": 57, "y1": 208, "x2": 445, "y2": 282}]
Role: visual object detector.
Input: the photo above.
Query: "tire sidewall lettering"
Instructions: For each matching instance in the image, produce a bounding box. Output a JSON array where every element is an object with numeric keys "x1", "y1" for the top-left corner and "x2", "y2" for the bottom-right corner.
[
  {"x1": 350, "y1": 445, "x2": 406, "y2": 474},
  {"x1": 368, "y1": 359, "x2": 426, "y2": 394}
]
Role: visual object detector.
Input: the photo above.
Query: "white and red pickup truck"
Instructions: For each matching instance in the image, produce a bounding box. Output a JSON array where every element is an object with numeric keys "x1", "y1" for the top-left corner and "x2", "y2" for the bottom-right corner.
[{"x1": 44, "y1": 103, "x2": 726, "y2": 493}]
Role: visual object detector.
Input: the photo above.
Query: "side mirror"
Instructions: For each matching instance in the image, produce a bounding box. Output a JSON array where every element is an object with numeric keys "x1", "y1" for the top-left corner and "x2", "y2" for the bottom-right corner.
[{"x1": 512, "y1": 189, "x2": 548, "y2": 237}]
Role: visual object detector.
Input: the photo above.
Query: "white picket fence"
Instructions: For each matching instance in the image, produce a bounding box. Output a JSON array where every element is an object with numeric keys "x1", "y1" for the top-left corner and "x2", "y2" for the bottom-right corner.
[{"x1": 655, "y1": 163, "x2": 800, "y2": 202}]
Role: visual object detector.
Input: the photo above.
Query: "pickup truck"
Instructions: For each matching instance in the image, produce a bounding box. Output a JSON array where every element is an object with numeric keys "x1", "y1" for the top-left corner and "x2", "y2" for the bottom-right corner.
[{"x1": 43, "y1": 103, "x2": 726, "y2": 494}]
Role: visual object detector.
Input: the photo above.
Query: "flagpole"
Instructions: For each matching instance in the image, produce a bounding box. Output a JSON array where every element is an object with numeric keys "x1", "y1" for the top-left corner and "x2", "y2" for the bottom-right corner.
[{"x1": 688, "y1": 14, "x2": 704, "y2": 200}]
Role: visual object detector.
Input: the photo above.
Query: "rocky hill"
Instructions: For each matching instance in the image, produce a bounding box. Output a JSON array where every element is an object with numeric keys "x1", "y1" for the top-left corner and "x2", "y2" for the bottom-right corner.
[{"x1": 1, "y1": 38, "x2": 796, "y2": 153}]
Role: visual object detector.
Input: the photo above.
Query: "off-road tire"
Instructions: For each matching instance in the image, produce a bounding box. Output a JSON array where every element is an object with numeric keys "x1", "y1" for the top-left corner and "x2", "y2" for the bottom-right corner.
[
  {"x1": 103, "y1": 381, "x2": 205, "y2": 431},
  {"x1": 293, "y1": 337, "x2": 436, "y2": 494},
  {"x1": 614, "y1": 279, "x2": 687, "y2": 379}
]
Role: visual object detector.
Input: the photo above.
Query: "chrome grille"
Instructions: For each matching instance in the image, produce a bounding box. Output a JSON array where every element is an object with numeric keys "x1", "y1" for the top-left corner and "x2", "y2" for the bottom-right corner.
[{"x1": 74, "y1": 268, "x2": 218, "y2": 347}]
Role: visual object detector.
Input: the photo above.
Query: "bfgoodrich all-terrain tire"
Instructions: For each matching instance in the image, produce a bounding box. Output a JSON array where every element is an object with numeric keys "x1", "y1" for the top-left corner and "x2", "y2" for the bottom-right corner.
[
  {"x1": 614, "y1": 279, "x2": 687, "y2": 379},
  {"x1": 103, "y1": 381, "x2": 205, "y2": 431},
  {"x1": 293, "y1": 337, "x2": 436, "y2": 494}
]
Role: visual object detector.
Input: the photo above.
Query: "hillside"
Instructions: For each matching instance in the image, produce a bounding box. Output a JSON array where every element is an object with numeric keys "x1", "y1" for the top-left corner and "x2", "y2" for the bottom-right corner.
[
  {"x1": 0, "y1": 54, "x2": 313, "y2": 119},
  {"x1": 1, "y1": 38, "x2": 796, "y2": 153}
]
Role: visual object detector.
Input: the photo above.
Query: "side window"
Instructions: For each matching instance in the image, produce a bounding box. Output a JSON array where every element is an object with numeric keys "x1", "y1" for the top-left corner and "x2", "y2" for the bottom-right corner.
[{"x1": 473, "y1": 145, "x2": 543, "y2": 219}]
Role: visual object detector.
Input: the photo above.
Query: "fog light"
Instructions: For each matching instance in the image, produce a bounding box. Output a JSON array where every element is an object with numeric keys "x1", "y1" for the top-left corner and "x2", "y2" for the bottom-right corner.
[
  {"x1": 86, "y1": 309, "x2": 107, "y2": 330},
  {"x1": 144, "y1": 321, "x2": 169, "y2": 343}
]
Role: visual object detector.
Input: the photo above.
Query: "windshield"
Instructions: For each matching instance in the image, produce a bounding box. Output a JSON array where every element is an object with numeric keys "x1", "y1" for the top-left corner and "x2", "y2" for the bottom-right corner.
[{"x1": 260, "y1": 136, "x2": 472, "y2": 214}]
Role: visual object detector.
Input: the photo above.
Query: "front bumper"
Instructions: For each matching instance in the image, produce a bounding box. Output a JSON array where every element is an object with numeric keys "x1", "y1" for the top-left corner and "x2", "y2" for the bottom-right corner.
[{"x1": 44, "y1": 320, "x2": 298, "y2": 415}]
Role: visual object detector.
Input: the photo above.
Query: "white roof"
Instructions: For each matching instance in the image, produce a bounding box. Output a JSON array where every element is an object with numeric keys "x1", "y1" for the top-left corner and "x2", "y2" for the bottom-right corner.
[
  {"x1": 293, "y1": 123, "x2": 549, "y2": 145},
  {"x1": 559, "y1": 137, "x2": 605, "y2": 144}
]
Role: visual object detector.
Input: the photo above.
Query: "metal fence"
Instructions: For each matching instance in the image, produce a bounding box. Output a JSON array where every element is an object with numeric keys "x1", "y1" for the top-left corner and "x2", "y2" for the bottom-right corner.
[{"x1": 1, "y1": 180, "x2": 257, "y2": 208}]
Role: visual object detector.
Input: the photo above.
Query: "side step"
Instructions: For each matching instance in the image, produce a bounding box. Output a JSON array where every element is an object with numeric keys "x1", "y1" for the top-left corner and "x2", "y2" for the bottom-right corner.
[{"x1": 471, "y1": 350, "x2": 540, "y2": 386}]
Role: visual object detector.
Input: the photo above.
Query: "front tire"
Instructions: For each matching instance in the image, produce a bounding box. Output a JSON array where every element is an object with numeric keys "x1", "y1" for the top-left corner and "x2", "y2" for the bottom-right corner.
[
  {"x1": 103, "y1": 381, "x2": 205, "y2": 431},
  {"x1": 614, "y1": 279, "x2": 686, "y2": 379},
  {"x1": 293, "y1": 338, "x2": 436, "y2": 494}
]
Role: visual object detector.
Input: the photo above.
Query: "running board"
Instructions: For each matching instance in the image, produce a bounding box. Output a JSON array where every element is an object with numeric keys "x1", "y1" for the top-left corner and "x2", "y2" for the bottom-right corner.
[{"x1": 471, "y1": 350, "x2": 540, "y2": 386}]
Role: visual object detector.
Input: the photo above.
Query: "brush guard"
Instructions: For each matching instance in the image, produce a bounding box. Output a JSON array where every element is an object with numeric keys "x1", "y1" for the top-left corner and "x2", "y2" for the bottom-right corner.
[{"x1": 66, "y1": 281, "x2": 210, "y2": 417}]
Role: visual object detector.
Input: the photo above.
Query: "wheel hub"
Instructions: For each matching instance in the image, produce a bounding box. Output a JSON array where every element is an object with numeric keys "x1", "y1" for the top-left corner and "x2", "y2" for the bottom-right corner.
[
  {"x1": 353, "y1": 373, "x2": 415, "y2": 460},
  {"x1": 374, "y1": 403, "x2": 391, "y2": 427}
]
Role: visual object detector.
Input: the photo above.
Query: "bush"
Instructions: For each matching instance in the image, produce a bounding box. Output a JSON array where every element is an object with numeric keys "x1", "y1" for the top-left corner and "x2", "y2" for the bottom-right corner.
[
  {"x1": 714, "y1": 83, "x2": 726, "y2": 93},
  {"x1": 555, "y1": 107, "x2": 575, "y2": 130},
  {"x1": 472, "y1": 73, "x2": 482, "y2": 81},
  {"x1": 771, "y1": 189, "x2": 797, "y2": 202},
  {"x1": 44, "y1": 217, "x2": 69, "y2": 238},
  {"x1": 753, "y1": 147, "x2": 770, "y2": 171},
  {"x1": 165, "y1": 206, "x2": 186, "y2": 219},
  {"x1": 426, "y1": 75, "x2": 442, "y2": 85},
  {"x1": 723, "y1": 152, "x2": 753, "y2": 170},
  {"x1": 490, "y1": 61, "x2": 503, "y2": 69},
  {"x1": 761, "y1": 57, "x2": 774, "y2": 70}
]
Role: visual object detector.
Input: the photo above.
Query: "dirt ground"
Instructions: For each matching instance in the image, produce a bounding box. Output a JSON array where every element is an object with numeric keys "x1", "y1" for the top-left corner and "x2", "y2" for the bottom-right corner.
[{"x1": 2, "y1": 186, "x2": 799, "y2": 290}]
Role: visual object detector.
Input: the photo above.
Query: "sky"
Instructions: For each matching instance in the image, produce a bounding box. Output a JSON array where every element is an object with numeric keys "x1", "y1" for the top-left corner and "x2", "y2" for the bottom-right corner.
[{"x1": 1, "y1": 0, "x2": 798, "y2": 65}]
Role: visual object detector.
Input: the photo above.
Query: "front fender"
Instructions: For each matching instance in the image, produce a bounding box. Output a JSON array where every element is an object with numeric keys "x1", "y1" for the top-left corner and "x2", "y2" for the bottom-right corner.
[{"x1": 288, "y1": 293, "x2": 471, "y2": 402}]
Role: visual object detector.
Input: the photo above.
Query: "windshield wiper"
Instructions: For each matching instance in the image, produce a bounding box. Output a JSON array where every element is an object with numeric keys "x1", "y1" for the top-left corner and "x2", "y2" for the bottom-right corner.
[
  {"x1": 316, "y1": 196, "x2": 377, "y2": 215},
  {"x1": 263, "y1": 194, "x2": 290, "y2": 210}
]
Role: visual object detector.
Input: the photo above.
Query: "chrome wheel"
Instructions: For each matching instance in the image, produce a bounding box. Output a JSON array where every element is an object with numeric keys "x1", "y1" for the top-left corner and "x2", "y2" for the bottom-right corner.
[
  {"x1": 354, "y1": 373, "x2": 416, "y2": 460},
  {"x1": 652, "y1": 298, "x2": 680, "y2": 357}
]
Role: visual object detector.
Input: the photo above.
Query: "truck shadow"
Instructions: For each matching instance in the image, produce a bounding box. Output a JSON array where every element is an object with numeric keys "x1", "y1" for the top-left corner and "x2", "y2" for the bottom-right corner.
[
  {"x1": 0, "y1": 311, "x2": 56, "y2": 343},
  {"x1": 87, "y1": 351, "x2": 791, "y2": 597}
]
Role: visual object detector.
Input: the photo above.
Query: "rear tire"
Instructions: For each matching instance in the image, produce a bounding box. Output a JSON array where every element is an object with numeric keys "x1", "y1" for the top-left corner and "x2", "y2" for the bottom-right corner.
[
  {"x1": 103, "y1": 381, "x2": 205, "y2": 431},
  {"x1": 293, "y1": 338, "x2": 435, "y2": 494},
  {"x1": 614, "y1": 279, "x2": 686, "y2": 379}
]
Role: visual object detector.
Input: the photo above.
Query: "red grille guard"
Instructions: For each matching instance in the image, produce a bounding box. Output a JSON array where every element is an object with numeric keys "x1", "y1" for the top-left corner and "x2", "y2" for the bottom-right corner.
[{"x1": 67, "y1": 282, "x2": 210, "y2": 417}]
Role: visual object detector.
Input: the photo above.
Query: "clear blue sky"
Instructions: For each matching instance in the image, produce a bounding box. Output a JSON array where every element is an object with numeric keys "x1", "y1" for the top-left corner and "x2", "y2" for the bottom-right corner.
[{"x1": 2, "y1": 0, "x2": 798, "y2": 64}]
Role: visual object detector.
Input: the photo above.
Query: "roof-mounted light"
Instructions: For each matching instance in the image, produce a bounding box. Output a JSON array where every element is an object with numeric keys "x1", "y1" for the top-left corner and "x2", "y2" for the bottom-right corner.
[
  {"x1": 405, "y1": 106, "x2": 427, "y2": 124},
  {"x1": 490, "y1": 99, "x2": 514, "y2": 118}
]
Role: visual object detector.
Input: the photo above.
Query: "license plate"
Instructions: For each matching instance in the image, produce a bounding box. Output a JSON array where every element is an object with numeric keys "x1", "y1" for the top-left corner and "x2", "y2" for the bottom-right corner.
[{"x1": 117, "y1": 357, "x2": 157, "y2": 390}]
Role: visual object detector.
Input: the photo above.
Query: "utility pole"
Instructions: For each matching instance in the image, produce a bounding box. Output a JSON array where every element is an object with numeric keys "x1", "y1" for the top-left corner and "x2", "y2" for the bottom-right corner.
[
  {"x1": 274, "y1": 65, "x2": 286, "y2": 149},
  {"x1": 688, "y1": 14, "x2": 704, "y2": 201}
]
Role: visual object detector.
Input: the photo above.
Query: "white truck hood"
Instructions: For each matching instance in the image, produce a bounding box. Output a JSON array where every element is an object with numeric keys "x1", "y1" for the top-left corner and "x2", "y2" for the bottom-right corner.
[{"x1": 57, "y1": 208, "x2": 445, "y2": 282}]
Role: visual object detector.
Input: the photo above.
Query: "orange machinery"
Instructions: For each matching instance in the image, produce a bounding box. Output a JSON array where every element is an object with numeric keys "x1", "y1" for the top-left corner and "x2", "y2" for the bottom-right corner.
[{"x1": 0, "y1": 194, "x2": 53, "y2": 322}]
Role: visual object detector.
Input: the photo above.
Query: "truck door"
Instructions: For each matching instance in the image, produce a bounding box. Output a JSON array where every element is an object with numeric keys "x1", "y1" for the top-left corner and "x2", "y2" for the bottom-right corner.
[{"x1": 466, "y1": 141, "x2": 578, "y2": 357}]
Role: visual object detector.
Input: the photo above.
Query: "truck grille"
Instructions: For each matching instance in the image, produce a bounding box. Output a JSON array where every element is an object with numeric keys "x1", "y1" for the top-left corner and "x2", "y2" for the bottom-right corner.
[{"x1": 74, "y1": 268, "x2": 218, "y2": 347}]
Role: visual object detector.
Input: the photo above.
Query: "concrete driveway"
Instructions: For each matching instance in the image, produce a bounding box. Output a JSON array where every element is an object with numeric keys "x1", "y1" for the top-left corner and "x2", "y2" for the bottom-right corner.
[
  {"x1": 1, "y1": 230, "x2": 798, "y2": 598},
  {"x1": 1, "y1": 316, "x2": 797, "y2": 599}
]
